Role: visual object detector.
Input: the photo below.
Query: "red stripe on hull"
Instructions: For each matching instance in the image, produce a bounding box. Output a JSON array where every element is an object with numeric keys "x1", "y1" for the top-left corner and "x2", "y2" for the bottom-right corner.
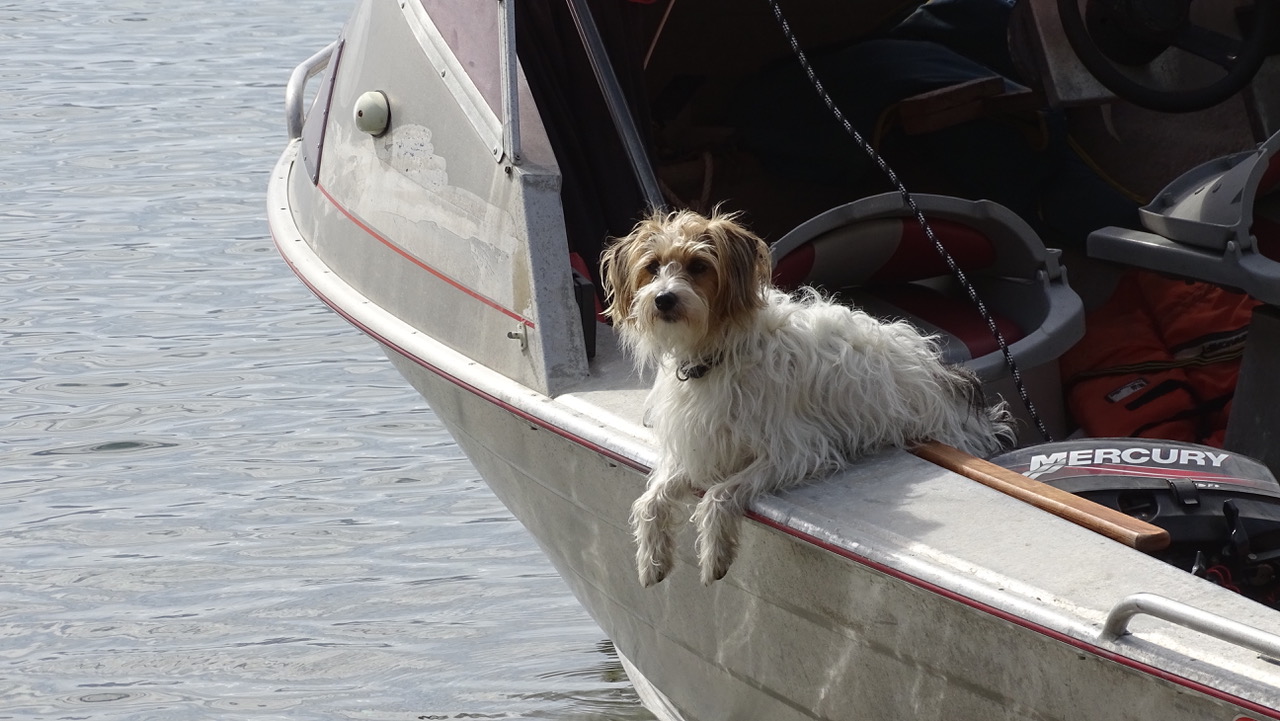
[{"x1": 315, "y1": 181, "x2": 535, "y2": 329}]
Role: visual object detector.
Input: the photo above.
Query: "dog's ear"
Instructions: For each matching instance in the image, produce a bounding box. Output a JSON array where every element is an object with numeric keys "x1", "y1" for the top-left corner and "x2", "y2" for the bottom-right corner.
[
  {"x1": 600, "y1": 220, "x2": 649, "y2": 326},
  {"x1": 599, "y1": 237, "x2": 628, "y2": 326},
  {"x1": 706, "y1": 212, "x2": 770, "y2": 321}
]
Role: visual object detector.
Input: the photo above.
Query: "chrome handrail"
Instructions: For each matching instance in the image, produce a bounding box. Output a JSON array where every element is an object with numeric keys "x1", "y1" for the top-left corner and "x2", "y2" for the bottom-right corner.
[
  {"x1": 1102, "y1": 592, "x2": 1280, "y2": 660},
  {"x1": 285, "y1": 40, "x2": 339, "y2": 140}
]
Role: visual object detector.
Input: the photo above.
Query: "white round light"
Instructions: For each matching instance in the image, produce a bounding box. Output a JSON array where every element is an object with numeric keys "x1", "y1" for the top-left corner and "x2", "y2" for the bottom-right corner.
[{"x1": 353, "y1": 91, "x2": 390, "y2": 136}]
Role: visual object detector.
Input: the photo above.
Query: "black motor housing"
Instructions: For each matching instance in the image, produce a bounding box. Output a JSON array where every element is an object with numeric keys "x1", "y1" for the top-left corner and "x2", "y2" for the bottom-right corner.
[{"x1": 993, "y1": 439, "x2": 1280, "y2": 607}]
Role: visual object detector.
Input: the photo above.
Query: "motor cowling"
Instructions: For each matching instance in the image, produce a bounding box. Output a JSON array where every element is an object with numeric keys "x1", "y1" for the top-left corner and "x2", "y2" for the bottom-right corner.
[{"x1": 993, "y1": 439, "x2": 1280, "y2": 608}]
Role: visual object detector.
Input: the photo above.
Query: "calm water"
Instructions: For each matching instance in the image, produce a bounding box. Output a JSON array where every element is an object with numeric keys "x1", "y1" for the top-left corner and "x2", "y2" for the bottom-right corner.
[{"x1": 0, "y1": 3, "x2": 652, "y2": 719}]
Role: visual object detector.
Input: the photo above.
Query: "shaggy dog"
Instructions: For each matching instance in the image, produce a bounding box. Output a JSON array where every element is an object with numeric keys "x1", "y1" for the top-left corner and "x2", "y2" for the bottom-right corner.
[{"x1": 601, "y1": 208, "x2": 1014, "y2": 586}]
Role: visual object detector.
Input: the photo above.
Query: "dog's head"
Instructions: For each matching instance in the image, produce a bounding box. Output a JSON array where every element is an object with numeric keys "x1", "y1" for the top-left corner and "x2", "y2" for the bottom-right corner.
[{"x1": 601, "y1": 208, "x2": 770, "y2": 360}]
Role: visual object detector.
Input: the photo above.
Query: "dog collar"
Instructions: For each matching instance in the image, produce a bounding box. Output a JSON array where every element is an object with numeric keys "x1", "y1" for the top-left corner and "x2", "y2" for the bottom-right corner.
[{"x1": 675, "y1": 357, "x2": 718, "y2": 381}]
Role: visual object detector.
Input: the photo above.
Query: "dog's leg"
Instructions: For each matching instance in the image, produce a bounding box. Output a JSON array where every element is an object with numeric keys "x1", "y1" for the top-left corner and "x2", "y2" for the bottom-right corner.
[
  {"x1": 691, "y1": 474, "x2": 765, "y2": 585},
  {"x1": 631, "y1": 469, "x2": 694, "y2": 587}
]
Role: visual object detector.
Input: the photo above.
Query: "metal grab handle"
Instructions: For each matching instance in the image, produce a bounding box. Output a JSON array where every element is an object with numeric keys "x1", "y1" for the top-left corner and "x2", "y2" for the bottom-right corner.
[
  {"x1": 1102, "y1": 592, "x2": 1280, "y2": 660},
  {"x1": 285, "y1": 40, "x2": 339, "y2": 140}
]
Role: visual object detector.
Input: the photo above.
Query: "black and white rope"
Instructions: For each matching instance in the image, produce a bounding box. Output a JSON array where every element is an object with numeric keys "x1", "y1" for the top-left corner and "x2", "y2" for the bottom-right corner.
[{"x1": 764, "y1": 0, "x2": 1052, "y2": 442}]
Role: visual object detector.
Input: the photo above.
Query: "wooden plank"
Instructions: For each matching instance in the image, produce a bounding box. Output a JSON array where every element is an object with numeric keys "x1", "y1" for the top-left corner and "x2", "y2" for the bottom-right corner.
[
  {"x1": 897, "y1": 76, "x2": 1043, "y2": 135},
  {"x1": 897, "y1": 76, "x2": 1004, "y2": 135},
  {"x1": 912, "y1": 441, "x2": 1172, "y2": 553}
]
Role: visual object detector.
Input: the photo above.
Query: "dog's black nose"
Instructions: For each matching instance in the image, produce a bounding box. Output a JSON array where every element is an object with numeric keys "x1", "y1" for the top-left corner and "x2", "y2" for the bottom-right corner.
[{"x1": 654, "y1": 292, "x2": 678, "y2": 312}]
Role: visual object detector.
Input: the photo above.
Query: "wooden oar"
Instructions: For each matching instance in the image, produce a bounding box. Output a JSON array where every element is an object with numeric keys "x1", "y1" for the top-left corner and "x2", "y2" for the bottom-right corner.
[{"x1": 912, "y1": 441, "x2": 1171, "y2": 553}]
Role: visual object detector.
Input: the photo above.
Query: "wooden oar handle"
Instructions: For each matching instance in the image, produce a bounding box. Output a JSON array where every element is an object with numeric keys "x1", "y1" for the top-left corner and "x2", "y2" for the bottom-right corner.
[{"x1": 912, "y1": 441, "x2": 1171, "y2": 553}]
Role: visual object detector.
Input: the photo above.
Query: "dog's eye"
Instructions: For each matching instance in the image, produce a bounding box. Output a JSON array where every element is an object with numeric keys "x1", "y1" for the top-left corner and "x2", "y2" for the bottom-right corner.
[
  {"x1": 688, "y1": 259, "x2": 709, "y2": 275},
  {"x1": 644, "y1": 260, "x2": 660, "y2": 276}
]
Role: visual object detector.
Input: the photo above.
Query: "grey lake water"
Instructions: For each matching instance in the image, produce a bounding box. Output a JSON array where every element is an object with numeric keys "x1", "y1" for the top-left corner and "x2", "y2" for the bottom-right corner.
[{"x1": 0, "y1": 2, "x2": 653, "y2": 719}]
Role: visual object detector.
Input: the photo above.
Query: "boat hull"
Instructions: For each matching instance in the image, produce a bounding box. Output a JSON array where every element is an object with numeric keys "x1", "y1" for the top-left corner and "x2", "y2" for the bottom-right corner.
[{"x1": 378, "y1": 335, "x2": 1280, "y2": 721}]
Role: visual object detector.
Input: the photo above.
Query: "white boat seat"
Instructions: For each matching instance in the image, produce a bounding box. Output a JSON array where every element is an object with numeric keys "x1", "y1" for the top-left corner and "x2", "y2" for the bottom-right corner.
[{"x1": 771, "y1": 192, "x2": 1084, "y2": 383}]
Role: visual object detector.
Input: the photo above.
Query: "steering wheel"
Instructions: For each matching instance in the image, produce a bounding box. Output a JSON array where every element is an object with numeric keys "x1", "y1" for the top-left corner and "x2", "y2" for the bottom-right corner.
[{"x1": 1057, "y1": 0, "x2": 1279, "y2": 113}]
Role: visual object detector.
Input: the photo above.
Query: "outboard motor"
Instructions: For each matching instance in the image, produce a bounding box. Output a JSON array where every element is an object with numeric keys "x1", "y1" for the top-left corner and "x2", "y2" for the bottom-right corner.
[{"x1": 994, "y1": 439, "x2": 1280, "y2": 609}]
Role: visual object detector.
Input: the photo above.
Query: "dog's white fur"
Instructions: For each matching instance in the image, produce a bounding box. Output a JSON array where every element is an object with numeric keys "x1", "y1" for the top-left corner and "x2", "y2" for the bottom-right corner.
[{"x1": 601, "y1": 209, "x2": 1014, "y2": 586}]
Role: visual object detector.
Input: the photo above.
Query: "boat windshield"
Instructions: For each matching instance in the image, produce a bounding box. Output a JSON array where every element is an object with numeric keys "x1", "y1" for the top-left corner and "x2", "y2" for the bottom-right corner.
[{"x1": 419, "y1": 0, "x2": 503, "y2": 118}]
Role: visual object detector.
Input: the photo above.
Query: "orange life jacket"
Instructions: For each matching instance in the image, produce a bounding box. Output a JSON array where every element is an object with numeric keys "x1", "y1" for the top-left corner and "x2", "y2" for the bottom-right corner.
[{"x1": 1060, "y1": 270, "x2": 1259, "y2": 447}]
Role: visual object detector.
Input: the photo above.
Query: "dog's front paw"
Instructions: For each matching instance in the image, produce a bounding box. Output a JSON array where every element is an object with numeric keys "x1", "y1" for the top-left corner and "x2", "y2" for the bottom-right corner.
[
  {"x1": 631, "y1": 484, "x2": 681, "y2": 587},
  {"x1": 635, "y1": 534, "x2": 674, "y2": 587},
  {"x1": 633, "y1": 518, "x2": 674, "y2": 587},
  {"x1": 696, "y1": 529, "x2": 736, "y2": 585},
  {"x1": 699, "y1": 552, "x2": 731, "y2": 586},
  {"x1": 637, "y1": 555, "x2": 671, "y2": 587},
  {"x1": 692, "y1": 493, "x2": 743, "y2": 585}
]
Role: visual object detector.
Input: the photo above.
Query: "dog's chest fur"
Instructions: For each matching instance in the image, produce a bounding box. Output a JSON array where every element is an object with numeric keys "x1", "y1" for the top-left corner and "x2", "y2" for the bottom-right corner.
[
  {"x1": 648, "y1": 369, "x2": 759, "y2": 487},
  {"x1": 646, "y1": 297, "x2": 879, "y2": 486}
]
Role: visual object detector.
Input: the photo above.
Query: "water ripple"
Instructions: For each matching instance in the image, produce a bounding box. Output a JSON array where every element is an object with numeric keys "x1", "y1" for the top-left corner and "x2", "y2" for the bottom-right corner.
[{"x1": 0, "y1": 1, "x2": 652, "y2": 719}]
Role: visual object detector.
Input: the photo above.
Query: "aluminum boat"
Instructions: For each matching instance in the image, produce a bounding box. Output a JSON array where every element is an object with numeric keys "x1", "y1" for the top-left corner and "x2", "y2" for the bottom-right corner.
[{"x1": 267, "y1": 1, "x2": 1280, "y2": 718}]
